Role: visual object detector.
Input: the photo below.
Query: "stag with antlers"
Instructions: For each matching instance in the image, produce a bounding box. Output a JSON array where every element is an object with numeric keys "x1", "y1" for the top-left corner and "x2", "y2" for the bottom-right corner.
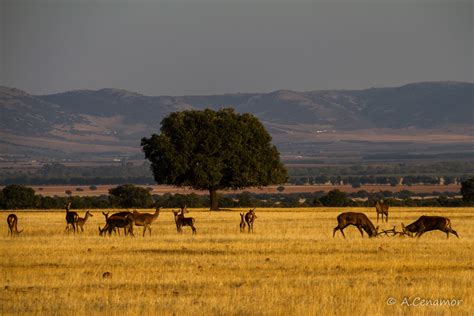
[
  {"x1": 333, "y1": 212, "x2": 378, "y2": 238},
  {"x1": 7, "y1": 214, "x2": 23, "y2": 236},
  {"x1": 244, "y1": 208, "x2": 257, "y2": 233},
  {"x1": 401, "y1": 215, "x2": 458, "y2": 239}
]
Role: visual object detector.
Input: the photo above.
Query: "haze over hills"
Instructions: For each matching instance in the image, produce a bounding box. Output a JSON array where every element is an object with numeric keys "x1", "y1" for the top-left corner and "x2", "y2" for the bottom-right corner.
[{"x1": 0, "y1": 82, "x2": 473, "y2": 162}]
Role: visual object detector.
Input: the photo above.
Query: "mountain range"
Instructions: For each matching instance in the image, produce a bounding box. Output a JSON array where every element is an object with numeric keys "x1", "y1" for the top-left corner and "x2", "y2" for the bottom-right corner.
[{"x1": 0, "y1": 81, "x2": 473, "y2": 161}]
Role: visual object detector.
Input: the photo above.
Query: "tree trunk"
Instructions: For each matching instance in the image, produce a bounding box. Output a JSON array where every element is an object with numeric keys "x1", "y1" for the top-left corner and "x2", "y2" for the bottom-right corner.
[{"x1": 209, "y1": 189, "x2": 219, "y2": 211}]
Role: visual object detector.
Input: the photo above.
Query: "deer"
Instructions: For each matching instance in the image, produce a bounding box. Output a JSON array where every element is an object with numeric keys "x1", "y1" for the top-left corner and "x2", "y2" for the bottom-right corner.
[
  {"x1": 401, "y1": 216, "x2": 459, "y2": 239},
  {"x1": 239, "y1": 213, "x2": 246, "y2": 233},
  {"x1": 244, "y1": 208, "x2": 257, "y2": 233},
  {"x1": 333, "y1": 212, "x2": 379, "y2": 238},
  {"x1": 76, "y1": 211, "x2": 93, "y2": 233},
  {"x1": 99, "y1": 214, "x2": 134, "y2": 237},
  {"x1": 102, "y1": 211, "x2": 131, "y2": 235},
  {"x1": 7, "y1": 214, "x2": 23, "y2": 236},
  {"x1": 127, "y1": 207, "x2": 161, "y2": 237},
  {"x1": 375, "y1": 200, "x2": 389, "y2": 222},
  {"x1": 65, "y1": 202, "x2": 78, "y2": 234},
  {"x1": 172, "y1": 206, "x2": 196, "y2": 234}
]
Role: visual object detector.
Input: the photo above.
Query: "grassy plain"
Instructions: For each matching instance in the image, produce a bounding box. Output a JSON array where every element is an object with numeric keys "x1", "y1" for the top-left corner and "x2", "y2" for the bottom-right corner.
[{"x1": 0, "y1": 207, "x2": 473, "y2": 315}]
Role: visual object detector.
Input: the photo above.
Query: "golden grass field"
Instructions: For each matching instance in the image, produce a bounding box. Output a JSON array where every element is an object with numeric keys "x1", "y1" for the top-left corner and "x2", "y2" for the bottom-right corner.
[{"x1": 0, "y1": 207, "x2": 473, "y2": 315}]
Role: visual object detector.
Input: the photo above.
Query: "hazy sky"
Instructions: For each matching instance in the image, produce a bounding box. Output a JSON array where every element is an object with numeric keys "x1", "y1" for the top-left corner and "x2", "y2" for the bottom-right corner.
[{"x1": 1, "y1": 0, "x2": 472, "y2": 95}]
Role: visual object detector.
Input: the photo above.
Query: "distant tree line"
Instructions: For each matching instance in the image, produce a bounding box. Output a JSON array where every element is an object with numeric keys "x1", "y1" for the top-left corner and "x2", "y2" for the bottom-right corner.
[
  {"x1": 1, "y1": 180, "x2": 473, "y2": 209},
  {"x1": 0, "y1": 161, "x2": 472, "y2": 187}
]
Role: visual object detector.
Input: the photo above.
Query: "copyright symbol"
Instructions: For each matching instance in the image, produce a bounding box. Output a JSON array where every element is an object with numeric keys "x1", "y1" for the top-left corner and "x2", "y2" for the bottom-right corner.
[{"x1": 387, "y1": 297, "x2": 397, "y2": 305}]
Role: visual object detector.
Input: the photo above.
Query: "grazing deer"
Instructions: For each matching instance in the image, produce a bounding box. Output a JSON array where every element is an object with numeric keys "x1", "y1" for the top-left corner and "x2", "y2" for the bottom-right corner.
[
  {"x1": 7, "y1": 214, "x2": 23, "y2": 236},
  {"x1": 375, "y1": 200, "x2": 389, "y2": 222},
  {"x1": 128, "y1": 207, "x2": 161, "y2": 237},
  {"x1": 102, "y1": 211, "x2": 131, "y2": 235},
  {"x1": 401, "y1": 216, "x2": 459, "y2": 239},
  {"x1": 172, "y1": 207, "x2": 196, "y2": 234},
  {"x1": 65, "y1": 202, "x2": 78, "y2": 234},
  {"x1": 76, "y1": 211, "x2": 93, "y2": 233},
  {"x1": 244, "y1": 208, "x2": 257, "y2": 233},
  {"x1": 239, "y1": 213, "x2": 246, "y2": 233},
  {"x1": 333, "y1": 212, "x2": 379, "y2": 238},
  {"x1": 99, "y1": 214, "x2": 134, "y2": 237}
]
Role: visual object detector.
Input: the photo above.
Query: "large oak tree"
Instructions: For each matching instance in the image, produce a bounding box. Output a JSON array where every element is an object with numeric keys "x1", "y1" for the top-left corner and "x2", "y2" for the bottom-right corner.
[{"x1": 141, "y1": 108, "x2": 287, "y2": 210}]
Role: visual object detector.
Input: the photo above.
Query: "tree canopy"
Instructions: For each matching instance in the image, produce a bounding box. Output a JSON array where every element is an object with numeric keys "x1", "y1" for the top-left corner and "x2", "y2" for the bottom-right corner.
[
  {"x1": 108, "y1": 184, "x2": 154, "y2": 208},
  {"x1": 141, "y1": 108, "x2": 288, "y2": 210},
  {"x1": 461, "y1": 178, "x2": 474, "y2": 202}
]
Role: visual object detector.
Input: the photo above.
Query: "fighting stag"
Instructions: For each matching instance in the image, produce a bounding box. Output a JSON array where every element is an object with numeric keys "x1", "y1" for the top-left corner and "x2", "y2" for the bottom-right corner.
[
  {"x1": 76, "y1": 211, "x2": 93, "y2": 233},
  {"x1": 65, "y1": 203, "x2": 79, "y2": 234},
  {"x1": 172, "y1": 207, "x2": 196, "y2": 234},
  {"x1": 401, "y1": 216, "x2": 458, "y2": 239},
  {"x1": 128, "y1": 207, "x2": 161, "y2": 237},
  {"x1": 239, "y1": 213, "x2": 246, "y2": 233},
  {"x1": 333, "y1": 212, "x2": 378, "y2": 238},
  {"x1": 375, "y1": 200, "x2": 389, "y2": 222},
  {"x1": 244, "y1": 208, "x2": 257, "y2": 233},
  {"x1": 7, "y1": 214, "x2": 23, "y2": 236}
]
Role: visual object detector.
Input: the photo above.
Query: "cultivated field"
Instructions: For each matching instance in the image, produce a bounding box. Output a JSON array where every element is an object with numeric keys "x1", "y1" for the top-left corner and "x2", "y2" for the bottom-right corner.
[{"x1": 0, "y1": 207, "x2": 473, "y2": 315}]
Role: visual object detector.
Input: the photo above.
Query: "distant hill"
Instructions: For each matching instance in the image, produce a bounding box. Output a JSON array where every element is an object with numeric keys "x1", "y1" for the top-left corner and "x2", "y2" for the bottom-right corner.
[{"x1": 0, "y1": 82, "x2": 473, "y2": 159}]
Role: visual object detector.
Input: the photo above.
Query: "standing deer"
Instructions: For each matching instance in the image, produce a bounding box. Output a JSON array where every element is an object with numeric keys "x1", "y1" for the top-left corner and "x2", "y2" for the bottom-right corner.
[
  {"x1": 76, "y1": 211, "x2": 93, "y2": 233},
  {"x1": 102, "y1": 211, "x2": 132, "y2": 235},
  {"x1": 172, "y1": 207, "x2": 196, "y2": 234},
  {"x1": 65, "y1": 202, "x2": 78, "y2": 234},
  {"x1": 99, "y1": 214, "x2": 134, "y2": 237},
  {"x1": 239, "y1": 213, "x2": 246, "y2": 233},
  {"x1": 128, "y1": 207, "x2": 161, "y2": 237},
  {"x1": 333, "y1": 212, "x2": 379, "y2": 238},
  {"x1": 401, "y1": 216, "x2": 459, "y2": 239},
  {"x1": 244, "y1": 208, "x2": 257, "y2": 233},
  {"x1": 7, "y1": 214, "x2": 23, "y2": 236},
  {"x1": 375, "y1": 200, "x2": 389, "y2": 222}
]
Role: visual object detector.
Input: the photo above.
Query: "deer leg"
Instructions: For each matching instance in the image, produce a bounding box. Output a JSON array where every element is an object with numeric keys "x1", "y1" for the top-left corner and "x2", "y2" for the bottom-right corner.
[
  {"x1": 416, "y1": 231, "x2": 425, "y2": 238},
  {"x1": 386, "y1": 213, "x2": 388, "y2": 223},
  {"x1": 357, "y1": 226, "x2": 364, "y2": 237},
  {"x1": 377, "y1": 213, "x2": 379, "y2": 222},
  {"x1": 192, "y1": 225, "x2": 196, "y2": 234}
]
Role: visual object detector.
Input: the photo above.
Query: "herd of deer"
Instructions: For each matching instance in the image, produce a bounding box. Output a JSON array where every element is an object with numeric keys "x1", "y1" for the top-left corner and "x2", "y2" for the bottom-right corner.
[{"x1": 5, "y1": 201, "x2": 458, "y2": 239}]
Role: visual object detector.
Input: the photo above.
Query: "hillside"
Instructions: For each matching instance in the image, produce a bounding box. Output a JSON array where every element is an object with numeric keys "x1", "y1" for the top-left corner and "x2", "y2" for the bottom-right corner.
[{"x1": 0, "y1": 82, "x2": 473, "y2": 160}]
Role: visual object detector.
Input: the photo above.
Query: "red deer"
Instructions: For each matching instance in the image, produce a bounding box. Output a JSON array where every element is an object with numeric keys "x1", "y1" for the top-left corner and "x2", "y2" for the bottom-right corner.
[
  {"x1": 102, "y1": 211, "x2": 131, "y2": 235},
  {"x1": 401, "y1": 216, "x2": 459, "y2": 239},
  {"x1": 172, "y1": 207, "x2": 196, "y2": 234},
  {"x1": 128, "y1": 207, "x2": 161, "y2": 237},
  {"x1": 375, "y1": 200, "x2": 389, "y2": 222},
  {"x1": 99, "y1": 214, "x2": 134, "y2": 237},
  {"x1": 65, "y1": 203, "x2": 78, "y2": 234},
  {"x1": 76, "y1": 211, "x2": 93, "y2": 233},
  {"x1": 239, "y1": 213, "x2": 246, "y2": 233},
  {"x1": 244, "y1": 208, "x2": 257, "y2": 233},
  {"x1": 7, "y1": 214, "x2": 23, "y2": 236},
  {"x1": 333, "y1": 212, "x2": 379, "y2": 238}
]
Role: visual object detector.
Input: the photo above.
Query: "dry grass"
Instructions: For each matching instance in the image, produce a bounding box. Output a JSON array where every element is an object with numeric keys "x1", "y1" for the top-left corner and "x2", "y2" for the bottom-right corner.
[{"x1": 0, "y1": 207, "x2": 473, "y2": 315}]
